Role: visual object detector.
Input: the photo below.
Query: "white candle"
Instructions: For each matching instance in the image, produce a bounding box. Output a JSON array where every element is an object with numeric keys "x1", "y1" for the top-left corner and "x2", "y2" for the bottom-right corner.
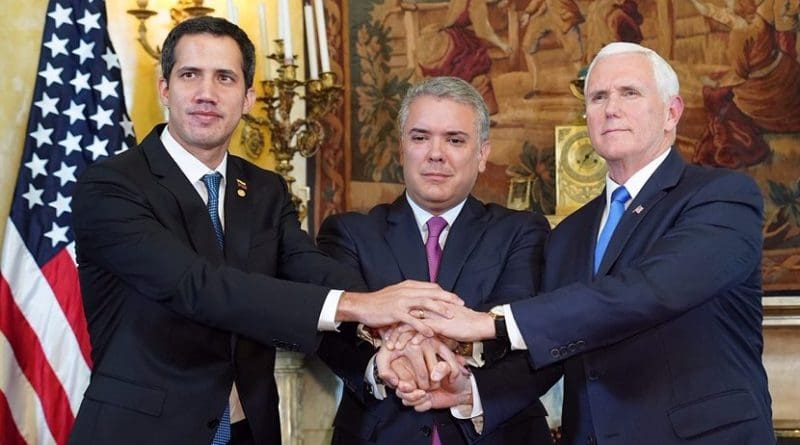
[
  {"x1": 303, "y1": 2, "x2": 319, "y2": 79},
  {"x1": 226, "y1": 0, "x2": 238, "y2": 25},
  {"x1": 258, "y1": 2, "x2": 271, "y2": 79},
  {"x1": 314, "y1": 0, "x2": 330, "y2": 73},
  {"x1": 279, "y1": 0, "x2": 293, "y2": 63}
]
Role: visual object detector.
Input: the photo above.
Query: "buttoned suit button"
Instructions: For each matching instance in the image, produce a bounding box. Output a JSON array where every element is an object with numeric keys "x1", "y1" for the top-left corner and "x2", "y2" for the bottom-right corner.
[
  {"x1": 420, "y1": 425, "x2": 432, "y2": 437},
  {"x1": 586, "y1": 433, "x2": 597, "y2": 444},
  {"x1": 550, "y1": 348, "x2": 561, "y2": 358}
]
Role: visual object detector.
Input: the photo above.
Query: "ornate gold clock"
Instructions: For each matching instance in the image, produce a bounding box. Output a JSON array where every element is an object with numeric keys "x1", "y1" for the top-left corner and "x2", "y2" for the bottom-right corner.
[{"x1": 555, "y1": 126, "x2": 606, "y2": 215}]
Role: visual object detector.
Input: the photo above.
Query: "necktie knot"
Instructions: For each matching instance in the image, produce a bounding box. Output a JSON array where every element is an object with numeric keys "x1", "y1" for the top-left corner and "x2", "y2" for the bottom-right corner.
[
  {"x1": 202, "y1": 172, "x2": 223, "y2": 194},
  {"x1": 610, "y1": 185, "x2": 631, "y2": 205},
  {"x1": 426, "y1": 216, "x2": 448, "y2": 240}
]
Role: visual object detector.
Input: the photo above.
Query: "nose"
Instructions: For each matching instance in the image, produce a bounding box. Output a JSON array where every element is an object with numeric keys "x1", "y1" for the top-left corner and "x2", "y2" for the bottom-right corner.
[
  {"x1": 195, "y1": 78, "x2": 217, "y2": 104},
  {"x1": 427, "y1": 137, "x2": 445, "y2": 161},
  {"x1": 604, "y1": 93, "x2": 620, "y2": 117}
]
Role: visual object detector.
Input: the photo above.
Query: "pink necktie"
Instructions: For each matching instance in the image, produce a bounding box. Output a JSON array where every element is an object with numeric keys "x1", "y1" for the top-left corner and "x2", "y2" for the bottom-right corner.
[
  {"x1": 425, "y1": 216, "x2": 447, "y2": 445},
  {"x1": 425, "y1": 216, "x2": 448, "y2": 283}
]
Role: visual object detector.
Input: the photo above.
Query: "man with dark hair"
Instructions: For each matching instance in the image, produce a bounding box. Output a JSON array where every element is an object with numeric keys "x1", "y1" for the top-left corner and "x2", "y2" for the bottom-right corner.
[
  {"x1": 68, "y1": 16, "x2": 461, "y2": 445},
  {"x1": 317, "y1": 76, "x2": 558, "y2": 445}
]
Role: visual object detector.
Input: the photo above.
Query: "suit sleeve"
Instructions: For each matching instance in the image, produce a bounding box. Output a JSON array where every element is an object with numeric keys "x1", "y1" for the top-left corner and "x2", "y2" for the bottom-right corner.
[
  {"x1": 73, "y1": 162, "x2": 329, "y2": 354},
  {"x1": 512, "y1": 172, "x2": 764, "y2": 368},
  {"x1": 467, "y1": 212, "x2": 562, "y2": 437},
  {"x1": 315, "y1": 214, "x2": 380, "y2": 405}
]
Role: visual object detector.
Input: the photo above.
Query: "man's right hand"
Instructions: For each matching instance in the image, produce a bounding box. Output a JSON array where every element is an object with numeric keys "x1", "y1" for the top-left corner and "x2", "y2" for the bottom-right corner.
[{"x1": 336, "y1": 280, "x2": 464, "y2": 337}]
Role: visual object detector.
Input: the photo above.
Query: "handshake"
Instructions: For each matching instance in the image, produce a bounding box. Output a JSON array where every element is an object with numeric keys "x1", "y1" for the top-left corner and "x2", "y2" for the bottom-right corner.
[{"x1": 335, "y1": 280, "x2": 499, "y2": 412}]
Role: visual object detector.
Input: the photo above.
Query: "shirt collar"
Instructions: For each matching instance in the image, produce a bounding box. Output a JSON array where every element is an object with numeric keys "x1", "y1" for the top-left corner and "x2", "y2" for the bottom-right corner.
[
  {"x1": 604, "y1": 147, "x2": 671, "y2": 205},
  {"x1": 160, "y1": 125, "x2": 228, "y2": 184},
  {"x1": 405, "y1": 193, "x2": 467, "y2": 237}
]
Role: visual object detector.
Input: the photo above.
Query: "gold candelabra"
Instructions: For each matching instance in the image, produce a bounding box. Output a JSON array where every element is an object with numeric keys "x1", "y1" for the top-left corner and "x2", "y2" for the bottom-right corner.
[
  {"x1": 127, "y1": 0, "x2": 214, "y2": 60},
  {"x1": 241, "y1": 41, "x2": 342, "y2": 218}
]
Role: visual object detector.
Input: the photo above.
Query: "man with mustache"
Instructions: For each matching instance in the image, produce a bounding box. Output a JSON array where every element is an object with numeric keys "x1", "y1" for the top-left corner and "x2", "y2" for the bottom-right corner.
[
  {"x1": 316, "y1": 76, "x2": 559, "y2": 445},
  {"x1": 399, "y1": 43, "x2": 774, "y2": 445},
  {"x1": 68, "y1": 17, "x2": 461, "y2": 445}
]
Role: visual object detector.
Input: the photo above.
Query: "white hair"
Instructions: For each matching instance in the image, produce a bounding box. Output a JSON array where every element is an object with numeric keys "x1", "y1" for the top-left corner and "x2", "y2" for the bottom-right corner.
[{"x1": 584, "y1": 42, "x2": 680, "y2": 104}]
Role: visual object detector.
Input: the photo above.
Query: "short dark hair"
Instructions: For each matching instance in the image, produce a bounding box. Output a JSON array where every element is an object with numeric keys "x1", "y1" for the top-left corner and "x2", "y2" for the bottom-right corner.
[{"x1": 160, "y1": 16, "x2": 256, "y2": 89}]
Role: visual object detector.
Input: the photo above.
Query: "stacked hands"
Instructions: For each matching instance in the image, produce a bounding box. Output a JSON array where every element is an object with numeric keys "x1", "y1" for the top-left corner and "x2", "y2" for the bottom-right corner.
[{"x1": 341, "y1": 280, "x2": 496, "y2": 413}]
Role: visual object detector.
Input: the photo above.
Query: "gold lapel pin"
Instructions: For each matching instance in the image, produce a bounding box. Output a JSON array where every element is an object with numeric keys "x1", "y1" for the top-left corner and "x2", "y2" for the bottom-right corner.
[{"x1": 236, "y1": 179, "x2": 247, "y2": 197}]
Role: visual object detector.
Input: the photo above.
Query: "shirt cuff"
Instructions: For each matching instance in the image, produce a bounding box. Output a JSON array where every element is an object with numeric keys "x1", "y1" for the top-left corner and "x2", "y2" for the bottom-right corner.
[
  {"x1": 503, "y1": 304, "x2": 529, "y2": 350},
  {"x1": 450, "y1": 374, "x2": 483, "y2": 419},
  {"x1": 364, "y1": 354, "x2": 387, "y2": 400},
  {"x1": 317, "y1": 290, "x2": 343, "y2": 331}
]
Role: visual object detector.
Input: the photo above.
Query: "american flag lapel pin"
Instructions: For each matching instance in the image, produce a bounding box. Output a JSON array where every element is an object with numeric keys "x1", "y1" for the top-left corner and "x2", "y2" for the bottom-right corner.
[
  {"x1": 236, "y1": 179, "x2": 247, "y2": 197},
  {"x1": 633, "y1": 205, "x2": 644, "y2": 214}
]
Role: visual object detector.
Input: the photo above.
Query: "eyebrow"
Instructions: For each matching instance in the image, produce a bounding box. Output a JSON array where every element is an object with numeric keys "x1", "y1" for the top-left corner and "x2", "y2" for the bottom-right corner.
[{"x1": 408, "y1": 128, "x2": 469, "y2": 137}]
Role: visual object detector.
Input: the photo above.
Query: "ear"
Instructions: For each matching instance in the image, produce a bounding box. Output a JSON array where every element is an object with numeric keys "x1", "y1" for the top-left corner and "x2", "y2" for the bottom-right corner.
[
  {"x1": 157, "y1": 77, "x2": 169, "y2": 107},
  {"x1": 477, "y1": 141, "x2": 491, "y2": 173},
  {"x1": 664, "y1": 95, "x2": 684, "y2": 133},
  {"x1": 243, "y1": 86, "x2": 256, "y2": 114}
]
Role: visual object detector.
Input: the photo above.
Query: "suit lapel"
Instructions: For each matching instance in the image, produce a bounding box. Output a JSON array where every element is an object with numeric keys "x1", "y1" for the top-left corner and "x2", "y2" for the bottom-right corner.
[
  {"x1": 385, "y1": 196, "x2": 429, "y2": 281},
  {"x1": 224, "y1": 158, "x2": 251, "y2": 268},
  {"x1": 141, "y1": 125, "x2": 224, "y2": 263},
  {"x1": 437, "y1": 196, "x2": 489, "y2": 291},
  {"x1": 595, "y1": 149, "x2": 685, "y2": 276}
]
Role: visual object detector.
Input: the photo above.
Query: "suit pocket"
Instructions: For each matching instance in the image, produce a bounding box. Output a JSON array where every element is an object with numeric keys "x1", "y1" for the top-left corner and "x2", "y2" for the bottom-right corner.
[
  {"x1": 84, "y1": 373, "x2": 166, "y2": 417},
  {"x1": 667, "y1": 389, "x2": 759, "y2": 439}
]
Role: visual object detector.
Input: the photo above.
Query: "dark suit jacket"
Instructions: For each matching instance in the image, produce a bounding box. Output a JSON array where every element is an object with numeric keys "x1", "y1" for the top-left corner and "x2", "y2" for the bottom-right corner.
[
  {"x1": 511, "y1": 150, "x2": 774, "y2": 444},
  {"x1": 68, "y1": 125, "x2": 364, "y2": 445},
  {"x1": 317, "y1": 195, "x2": 559, "y2": 445}
]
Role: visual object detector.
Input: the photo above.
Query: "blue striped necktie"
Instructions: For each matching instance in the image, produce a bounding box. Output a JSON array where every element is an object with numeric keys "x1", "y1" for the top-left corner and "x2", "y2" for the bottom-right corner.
[
  {"x1": 202, "y1": 172, "x2": 230, "y2": 445},
  {"x1": 594, "y1": 186, "x2": 630, "y2": 274}
]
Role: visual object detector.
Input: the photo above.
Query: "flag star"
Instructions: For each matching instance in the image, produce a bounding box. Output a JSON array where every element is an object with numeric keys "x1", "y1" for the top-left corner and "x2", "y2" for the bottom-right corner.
[
  {"x1": 25, "y1": 152, "x2": 48, "y2": 179},
  {"x1": 85, "y1": 135, "x2": 109, "y2": 160},
  {"x1": 48, "y1": 3, "x2": 73, "y2": 29},
  {"x1": 44, "y1": 33, "x2": 70, "y2": 58},
  {"x1": 34, "y1": 92, "x2": 60, "y2": 118},
  {"x1": 45, "y1": 222, "x2": 70, "y2": 247},
  {"x1": 101, "y1": 47, "x2": 119, "y2": 70},
  {"x1": 22, "y1": 184, "x2": 44, "y2": 209},
  {"x1": 73, "y1": 39, "x2": 95, "y2": 64},
  {"x1": 54, "y1": 162, "x2": 77, "y2": 187},
  {"x1": 94, "y1": 75, "x2": 119, "y2": 100},
  {"x1": 91, "y1": 106, "x2": 114, "y2": 130},
  {"x1": 30, "y1": 123, "x2": 54, "y2": 148},
  {"x1": 60, "y1": 131, "x2": 83, "y2": 155},
  {"x1": 38, "y1": 62, "x2": 63, "y2": 86},
  {"x1": 49, "y1": 192, "x2": 72, "y2": 218},
  {"x1": 70, "y1": 70, "x2": 91, "y2": 94},
  {"x1": 120, "y1": 115, "x2": 135, "y2": 138},
  {"x1": 77, "y1": 10, "x2": 101, "y2": 33},
  {"x1": 64, "y1": 100, "x2": 86, "y2": 124}
]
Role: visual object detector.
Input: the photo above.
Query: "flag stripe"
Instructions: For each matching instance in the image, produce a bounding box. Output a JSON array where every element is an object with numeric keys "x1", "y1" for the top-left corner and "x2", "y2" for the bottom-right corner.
[
  {"x1": 0, "y1": 372, "x2": 35, "y2": 445},
  {"x1": 40, "y1": 248, "x2": 92, "y2": 366},
  {"x1": 0, "y1": 275, "x2": 73, "y2": 445}
]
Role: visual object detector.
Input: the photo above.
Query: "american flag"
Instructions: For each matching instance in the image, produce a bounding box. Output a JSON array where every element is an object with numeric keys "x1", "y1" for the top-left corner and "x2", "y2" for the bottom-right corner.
[{"x1": 0, "y1": 1, "x2": 135, "y2": 443}]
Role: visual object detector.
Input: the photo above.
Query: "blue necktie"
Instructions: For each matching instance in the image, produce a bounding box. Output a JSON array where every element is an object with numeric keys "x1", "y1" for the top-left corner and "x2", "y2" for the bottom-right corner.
[
  {"x1": 594, "y1": 186, "x2": 630, "y2": 274},
  {"x1": 202, "y1": 172, "x2": 230, "y2": 445}
]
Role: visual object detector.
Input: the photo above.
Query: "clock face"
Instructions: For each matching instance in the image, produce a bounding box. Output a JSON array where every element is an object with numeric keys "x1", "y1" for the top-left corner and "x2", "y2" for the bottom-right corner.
[
  {"x1": 555, "y1": 126, "x2": 607, "y2": 213},
  {"x1": 563, "y1": 133, "x2": 605, "y2": 183}
]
